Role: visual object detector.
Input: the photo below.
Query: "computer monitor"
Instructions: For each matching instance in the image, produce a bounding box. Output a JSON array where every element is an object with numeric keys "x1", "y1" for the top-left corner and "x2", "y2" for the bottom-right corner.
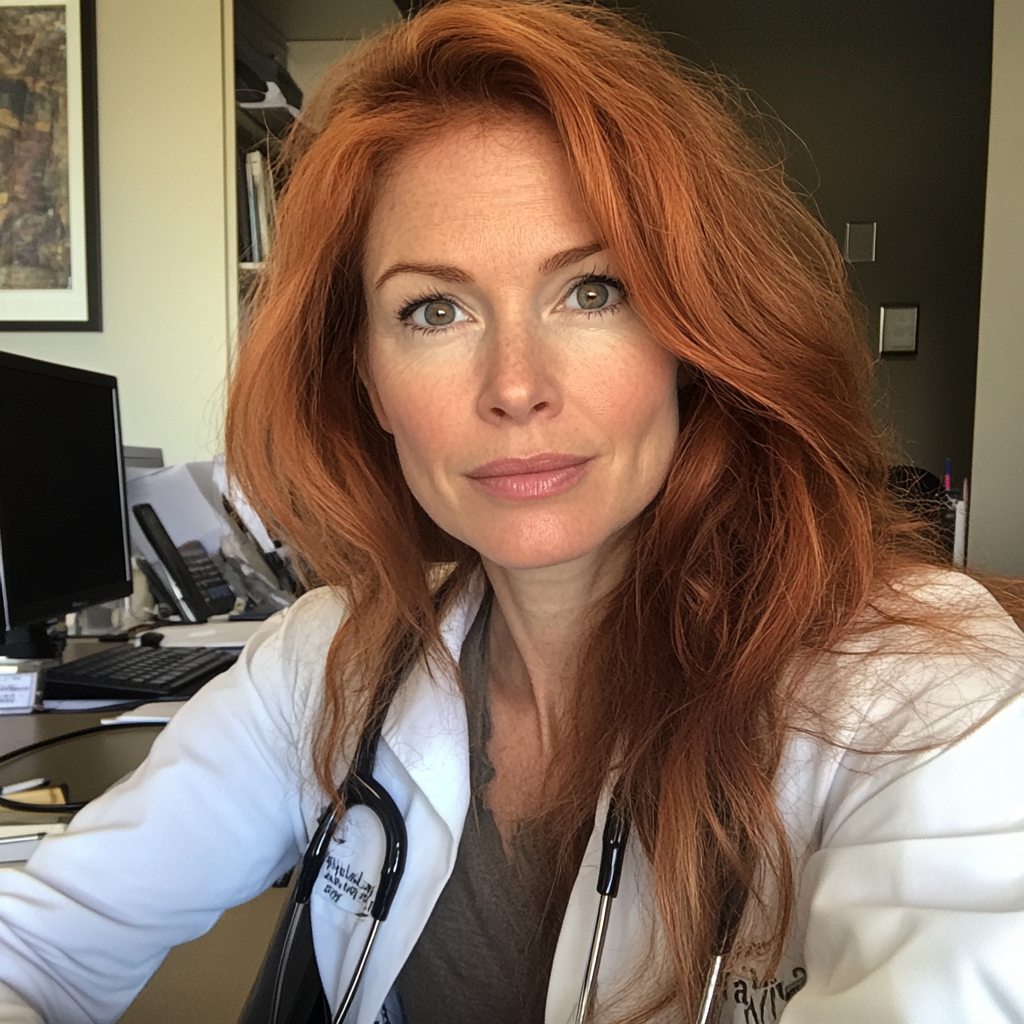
[{"x1": 0, "y1": 352, "x2": 132, "y2": 658}]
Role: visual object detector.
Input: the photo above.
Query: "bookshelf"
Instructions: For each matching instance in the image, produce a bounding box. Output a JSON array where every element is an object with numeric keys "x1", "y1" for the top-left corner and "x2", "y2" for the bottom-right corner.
[
  {"x1": 234, "y1": 2, "x2": 299, "y2": 270},
  {"x1": 227, "y1": 0, "x2": 399, "y2": 342}
]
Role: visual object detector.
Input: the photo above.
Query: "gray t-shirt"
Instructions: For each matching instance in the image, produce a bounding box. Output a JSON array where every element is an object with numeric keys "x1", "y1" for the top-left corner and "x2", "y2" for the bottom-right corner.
[{"x1": 393, "y1": 592, "x2": 566, "y2": 1024}]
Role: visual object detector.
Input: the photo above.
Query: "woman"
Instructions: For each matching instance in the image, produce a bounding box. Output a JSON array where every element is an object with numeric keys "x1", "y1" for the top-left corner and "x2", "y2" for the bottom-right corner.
[{"x1": 1, "y1": 2, "x2": 1022, "y2": 1022}]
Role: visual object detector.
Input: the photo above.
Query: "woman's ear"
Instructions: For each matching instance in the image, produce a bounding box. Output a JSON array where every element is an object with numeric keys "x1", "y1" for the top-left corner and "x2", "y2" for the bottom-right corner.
[{"x1": 358, "y1": 362, "x2": 393, "y2": 434}]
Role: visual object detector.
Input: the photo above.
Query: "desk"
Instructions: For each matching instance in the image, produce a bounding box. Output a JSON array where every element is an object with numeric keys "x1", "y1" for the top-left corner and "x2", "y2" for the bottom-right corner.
[
  {"x1": 0, "y1": 704, "x2": 283, "y2": 1024},
  {"x1": 0, "y1": 710, "x2": 160, "y2": 807},
  {"x1": 119, "y1": 886, "x2": 289, "y2": 1024}
]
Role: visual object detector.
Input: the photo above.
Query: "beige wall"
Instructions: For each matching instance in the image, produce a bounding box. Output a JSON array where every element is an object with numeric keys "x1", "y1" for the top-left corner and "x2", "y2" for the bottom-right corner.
[
  {"x1": 0, "y1": 0, "x2": 233, "y2": 465},
  {"x1": 970, "y1": 0, "x2": 1024, "y2": 574}
]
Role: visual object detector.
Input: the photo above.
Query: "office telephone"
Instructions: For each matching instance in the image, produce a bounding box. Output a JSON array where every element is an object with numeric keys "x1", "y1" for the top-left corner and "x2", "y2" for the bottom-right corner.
[{"x1": 131, "y1": 503, "x2": 237, "y2": 623}]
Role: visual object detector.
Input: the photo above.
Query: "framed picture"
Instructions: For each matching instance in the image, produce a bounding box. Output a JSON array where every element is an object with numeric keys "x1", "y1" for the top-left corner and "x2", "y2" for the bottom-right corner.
[{"x1": 0, "y1": 0, "x2": 101, "y2": 331}]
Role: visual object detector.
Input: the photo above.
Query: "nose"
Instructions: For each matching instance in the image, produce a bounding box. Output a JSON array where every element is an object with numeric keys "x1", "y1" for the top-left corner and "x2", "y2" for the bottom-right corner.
[{"x1": 476, "y1": 322, "x2": 563, "y2": 425}]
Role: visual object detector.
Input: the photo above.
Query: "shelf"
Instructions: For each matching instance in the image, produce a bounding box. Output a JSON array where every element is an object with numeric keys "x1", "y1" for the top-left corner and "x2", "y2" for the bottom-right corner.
[{"x1": 237, "y1": 104, "x2": 294, "y2": 142}]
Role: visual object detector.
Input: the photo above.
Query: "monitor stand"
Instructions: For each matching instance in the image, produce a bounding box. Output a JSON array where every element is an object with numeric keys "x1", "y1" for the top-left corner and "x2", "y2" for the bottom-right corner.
[{"x1": 0, "y1": 621, "x2": 61, "y2": 660}]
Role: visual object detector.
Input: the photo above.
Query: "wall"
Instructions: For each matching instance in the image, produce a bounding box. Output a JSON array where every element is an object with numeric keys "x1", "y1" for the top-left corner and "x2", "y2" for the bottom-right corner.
[
  {"x1": 635, "y1": 0, "x2": 993, "y2": 484},
  {"x1": 287, "y1": 40, "x2": 358, "y2": 99},
  {"x1": 0, "y1": 0, "x2": 233, "y2": 465},
  {"x1": 970, "y1": 0, "x2": 1024, "y2": 574},
  {"x1": 247, "y1": 0, "x2": 399, "y2": 41}
]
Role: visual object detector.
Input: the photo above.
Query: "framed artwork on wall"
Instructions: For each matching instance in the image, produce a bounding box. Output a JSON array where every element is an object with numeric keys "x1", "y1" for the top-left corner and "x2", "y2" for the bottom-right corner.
[{"x1": 0, "y1": 0, "x2": 101, "y2": 331}]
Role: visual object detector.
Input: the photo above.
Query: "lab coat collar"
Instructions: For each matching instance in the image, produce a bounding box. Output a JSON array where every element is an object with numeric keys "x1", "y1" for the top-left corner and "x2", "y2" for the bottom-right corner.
[{"x1": 379, "y1": 570, "x2": 486, "y2": 841}]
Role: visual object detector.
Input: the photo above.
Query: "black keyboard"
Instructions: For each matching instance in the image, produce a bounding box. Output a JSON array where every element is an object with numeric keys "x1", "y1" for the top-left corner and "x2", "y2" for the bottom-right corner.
[{"x1": 43, "y1": 645, "x2": 239, "y2": 701}]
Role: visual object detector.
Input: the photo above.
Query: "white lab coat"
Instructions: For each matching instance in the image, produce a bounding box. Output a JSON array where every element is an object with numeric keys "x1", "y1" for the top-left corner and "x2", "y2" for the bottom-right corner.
[{"x1": 0, "y1": 571, "x2": 1022, "y2": 1024}]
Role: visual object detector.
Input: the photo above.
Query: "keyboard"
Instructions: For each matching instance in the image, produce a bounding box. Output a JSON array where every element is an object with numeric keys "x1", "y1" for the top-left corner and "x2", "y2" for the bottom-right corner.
[{"x1": 43, "y1": 645, "x2": 239, "y2": 701}]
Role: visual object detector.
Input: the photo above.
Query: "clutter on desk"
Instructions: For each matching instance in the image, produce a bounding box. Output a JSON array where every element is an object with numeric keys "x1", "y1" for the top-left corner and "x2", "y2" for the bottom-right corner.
[
  {"x1": 0, "y1": 720, "x2": 164, "y2": 812},
  {"x1": 40, "y1": 699, "x2": 139, "y2": 712},
  {"x1": 0, "y1": 660, "x2": 46, "y2": 715},
  {"x1": 64, "y1": 455, "x2": 298, "y2": 641},
  {"x1": 1, "y1": 784, "x2": 67, "y2": 806},
  {"x1": 0, "y1": 436, "x2": 292, "y2": 706}
]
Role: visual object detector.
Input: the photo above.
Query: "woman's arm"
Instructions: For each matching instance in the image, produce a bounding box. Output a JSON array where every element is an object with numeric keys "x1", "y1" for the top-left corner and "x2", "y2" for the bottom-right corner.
[
  {"x1": 0, "y1": 590, "x2": 343, "y2": 1024},
  {"x1": 783, "y1": 694, "x2": 1024, "y2": 1023}
]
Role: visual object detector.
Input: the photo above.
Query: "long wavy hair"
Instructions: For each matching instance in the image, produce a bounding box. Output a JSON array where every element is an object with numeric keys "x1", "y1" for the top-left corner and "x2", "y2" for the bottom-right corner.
[{"x1": 225, "y1": 1, "x2": 956, "y2": 1017}]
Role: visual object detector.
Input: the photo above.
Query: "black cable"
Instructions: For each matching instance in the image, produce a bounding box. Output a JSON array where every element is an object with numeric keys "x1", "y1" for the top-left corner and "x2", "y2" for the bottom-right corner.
[{"x1": 0, "y1": 722, "x2": 164, "y2": 813}]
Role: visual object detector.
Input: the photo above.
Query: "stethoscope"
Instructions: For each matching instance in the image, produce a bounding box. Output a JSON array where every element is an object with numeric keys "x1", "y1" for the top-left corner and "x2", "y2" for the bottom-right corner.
[{"x1": 271, "y1": 704, "x2": 746, "y2": 1024}]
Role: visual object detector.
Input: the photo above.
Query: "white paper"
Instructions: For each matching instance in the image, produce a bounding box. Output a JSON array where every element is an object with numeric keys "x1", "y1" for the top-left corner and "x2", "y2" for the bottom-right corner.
[
  {"x1": 101, "y1": 701, "x2": 186, "y2": 725},
  {"x1": 212, "y1": 455, "x2": 277, "y2": 553},
  {"x1": 148, "y1": 620, "x2": 266, "y2": 649},
  {"x1": 0, "y1": 823, "x2": 67, "y2": 865},
  {"x1": 40, "y1": 699, "x2": 138, "y2": 712},
  {"x1": 126, "y1": 463, "x2": 233, "y2": 559}
]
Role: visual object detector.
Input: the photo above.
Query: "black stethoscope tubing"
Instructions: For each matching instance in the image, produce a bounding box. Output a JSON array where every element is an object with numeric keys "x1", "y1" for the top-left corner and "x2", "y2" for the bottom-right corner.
[
  {"x1": 274, "y1": 565, "x2": 747, "y2": 1024},
  {"x1": 281, "y1": 737, "x2": 632, "y2": 1024},
  {"x1": 272, "y1": 713, "x2": 408, "y2": 1024},
  {"x1": 277, "y1": 716, "x2": 747, "y2": 1024},
  {"x1": 0, "y1": 721, "x2": 164, "y2": 814}
]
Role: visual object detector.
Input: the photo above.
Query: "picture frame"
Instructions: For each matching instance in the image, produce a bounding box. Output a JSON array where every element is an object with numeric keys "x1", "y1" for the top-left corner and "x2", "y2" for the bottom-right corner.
[{"x1": 0, "y1": 0, "x2": 101, "y2": 331}]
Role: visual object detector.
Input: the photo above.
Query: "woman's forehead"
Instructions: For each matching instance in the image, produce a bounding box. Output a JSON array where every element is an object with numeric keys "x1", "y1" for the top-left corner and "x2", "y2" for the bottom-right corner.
[{"x1": 364, "y1": 118, "x2": 598, "y2": 275}]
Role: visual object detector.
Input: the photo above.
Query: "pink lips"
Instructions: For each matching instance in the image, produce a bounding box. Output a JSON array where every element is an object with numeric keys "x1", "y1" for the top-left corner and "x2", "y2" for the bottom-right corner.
[{"x1": 467, "y1": 452, "x2": 592, "y2": 501}]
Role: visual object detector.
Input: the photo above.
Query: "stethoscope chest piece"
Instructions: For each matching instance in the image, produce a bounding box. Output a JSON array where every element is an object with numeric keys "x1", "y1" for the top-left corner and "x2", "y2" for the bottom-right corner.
[{"x1": 268, "y1": 732, "x2": 408, "y2": 1024}]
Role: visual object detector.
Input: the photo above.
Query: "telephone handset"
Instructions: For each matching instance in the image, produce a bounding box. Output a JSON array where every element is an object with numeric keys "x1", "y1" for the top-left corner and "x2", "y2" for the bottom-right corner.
[{"x1": 131, "y1": 503, "x2": 237, "y2": 623}]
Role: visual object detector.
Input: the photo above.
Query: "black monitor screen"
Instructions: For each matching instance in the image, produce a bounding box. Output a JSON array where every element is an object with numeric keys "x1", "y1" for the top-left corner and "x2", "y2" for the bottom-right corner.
[{"x1": 0, "y1": 353, "x2": 132, "y2": 629}]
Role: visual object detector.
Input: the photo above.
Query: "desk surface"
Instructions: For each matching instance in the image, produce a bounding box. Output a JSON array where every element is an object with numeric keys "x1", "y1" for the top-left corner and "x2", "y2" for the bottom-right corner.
[
  {"x1": 0, "y1": 709, "x2": 106, "y2": 756},
  {"x1": 0, "y1": 635, "x2": 176, "y2": 793},
  {"x1": 0, "y1": 711, "x2": 163, "y2": 808}
]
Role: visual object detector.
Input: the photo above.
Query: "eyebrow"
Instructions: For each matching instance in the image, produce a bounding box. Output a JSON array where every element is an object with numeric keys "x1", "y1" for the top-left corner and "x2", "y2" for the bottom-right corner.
[
  {"x1": 373, "y1": 261, "x2": 473, "y2": 291},
  {"x1": 373, "y1": 242, "x2": 607, "y2": 291},
  {"x1": 538, "y1": 242, "x2": 605, "y2": 275}
]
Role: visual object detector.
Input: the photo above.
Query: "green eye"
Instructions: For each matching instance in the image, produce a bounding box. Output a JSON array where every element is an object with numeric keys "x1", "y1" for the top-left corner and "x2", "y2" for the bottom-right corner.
[
  {"x1": 566, "y1": 278, "x2": 623, "y2": 312},
  {"x1": 574, "y1": 282, "x2": 609, "y2": 310},
  {"x1": 421, "y1": 300, "x2": 457, "y2": 326}
]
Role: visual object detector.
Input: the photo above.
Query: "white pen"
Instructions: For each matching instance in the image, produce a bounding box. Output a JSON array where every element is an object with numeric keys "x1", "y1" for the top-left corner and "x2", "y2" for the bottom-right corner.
[{"x1": 1, "y1": 778, "x2": 49, "y2": 796}]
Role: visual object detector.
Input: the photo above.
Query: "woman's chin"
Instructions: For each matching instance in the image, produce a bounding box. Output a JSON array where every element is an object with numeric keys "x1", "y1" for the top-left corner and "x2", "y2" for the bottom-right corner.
[{"x1": 470, "y1": 523, "x2": 626, "y2": 574}]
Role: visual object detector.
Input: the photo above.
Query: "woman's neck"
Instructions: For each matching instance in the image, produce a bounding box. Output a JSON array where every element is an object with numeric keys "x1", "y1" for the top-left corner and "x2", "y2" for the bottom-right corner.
[{"x1": 480, "y1": 538, "x2": 629, "y2": 750}]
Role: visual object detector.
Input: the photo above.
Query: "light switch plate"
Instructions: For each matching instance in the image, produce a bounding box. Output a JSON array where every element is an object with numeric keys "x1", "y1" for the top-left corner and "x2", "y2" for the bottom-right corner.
[
  {"x1": 879, "y1": 304, "x2": 918, "y2": 354},
  {"x1": 845, "y1": 222, "x2": 877, "y2": 262}
]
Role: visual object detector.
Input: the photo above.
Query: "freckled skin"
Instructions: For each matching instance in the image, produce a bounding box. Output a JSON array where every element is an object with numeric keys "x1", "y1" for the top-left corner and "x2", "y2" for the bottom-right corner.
[{"x1": 362, "y1": 120, "x2": 680, "y2": 573}]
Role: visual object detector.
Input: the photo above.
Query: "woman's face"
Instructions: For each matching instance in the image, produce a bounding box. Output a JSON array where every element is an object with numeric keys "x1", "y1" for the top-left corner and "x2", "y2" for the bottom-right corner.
[{"x1": 362, "y1": 119, "x2": 680, "y2": 572}]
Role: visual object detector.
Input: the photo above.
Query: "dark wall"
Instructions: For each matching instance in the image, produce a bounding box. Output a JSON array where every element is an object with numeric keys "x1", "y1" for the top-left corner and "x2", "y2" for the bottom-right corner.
[{"x1": 630, "y1": 0, "x2": 993, "y2": 482}]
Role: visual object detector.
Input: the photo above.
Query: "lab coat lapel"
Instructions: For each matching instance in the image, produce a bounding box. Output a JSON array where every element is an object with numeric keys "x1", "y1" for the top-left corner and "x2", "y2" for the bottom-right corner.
[{"x1": 313, "y1": 577, "x2": 483, "y2": 1024}]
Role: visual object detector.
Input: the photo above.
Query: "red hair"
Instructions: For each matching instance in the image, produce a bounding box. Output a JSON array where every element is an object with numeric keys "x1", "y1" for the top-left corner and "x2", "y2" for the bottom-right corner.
[{"x1": 226, "y1": 1, "x2": 948, "y2": 1016}]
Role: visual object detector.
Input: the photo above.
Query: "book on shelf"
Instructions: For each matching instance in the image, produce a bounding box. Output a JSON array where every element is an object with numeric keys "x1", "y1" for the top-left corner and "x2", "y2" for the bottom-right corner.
[
  {"x1": 237, "y1": 143, "x2": 253, "y2": 262},
  {"x1": 244, "y1": 149, "x2": 277, "y2": 264}
]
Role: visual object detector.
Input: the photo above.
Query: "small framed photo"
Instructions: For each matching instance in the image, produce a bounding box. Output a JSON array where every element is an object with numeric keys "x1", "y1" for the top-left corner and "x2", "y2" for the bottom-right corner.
[
  {"x1": 0, "y1": 0, "x2": 101, "y2": 331},
  {"x1": 879, "y1": 304, "x2": 918, "y2": 356}
]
